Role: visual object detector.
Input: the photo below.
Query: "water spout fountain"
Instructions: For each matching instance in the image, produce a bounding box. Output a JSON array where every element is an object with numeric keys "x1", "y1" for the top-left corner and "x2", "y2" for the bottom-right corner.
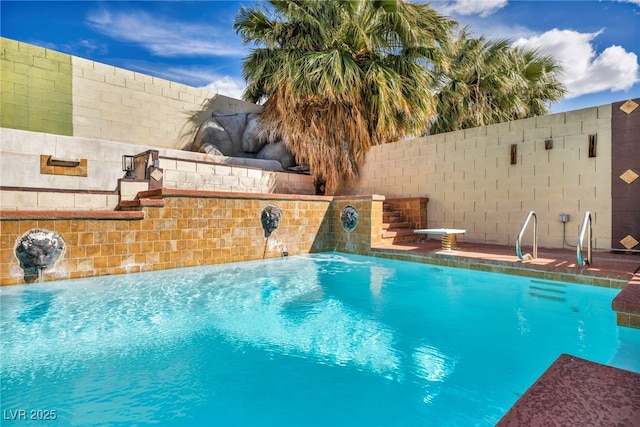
[
  {"x1": 335, "y1": 205, "x2": 359, "y2": 253},
  {"x1": 261, "y1": 205, "x2": 288, "y2": 257},
  {"x1": 14, "y1": 229, "x2": 66, "y2": 283}
]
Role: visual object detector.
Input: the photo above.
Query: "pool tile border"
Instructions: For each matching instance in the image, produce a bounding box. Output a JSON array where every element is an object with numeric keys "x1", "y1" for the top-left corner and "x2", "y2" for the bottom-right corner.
[{"x1": 368, "y1": 248, "x2": 630, "y2": 289}]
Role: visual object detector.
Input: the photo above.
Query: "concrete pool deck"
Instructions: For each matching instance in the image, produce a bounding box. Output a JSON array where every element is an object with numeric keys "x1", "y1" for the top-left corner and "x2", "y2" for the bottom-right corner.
[
  {"x1": 370, "y1": 240, "x2": 639, "y2": 286},
  {"x1": 497, "y1": 354, "x2": 640, "y2": 426},
  {"x1": 370, "y1": 240, "x2": 640, "y2": 426}
]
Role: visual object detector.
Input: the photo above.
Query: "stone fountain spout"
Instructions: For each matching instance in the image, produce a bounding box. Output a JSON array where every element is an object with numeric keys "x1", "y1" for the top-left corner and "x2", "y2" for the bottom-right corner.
[
  {"x1": 15, "y1": 229, "x2": 66, "y2": 282},
  {"x1": 340, "y1": 205, "x2": 359, "y2": 233},
  {"x1": 260, "y1": 205, "x2": 282, "y2": 238}
]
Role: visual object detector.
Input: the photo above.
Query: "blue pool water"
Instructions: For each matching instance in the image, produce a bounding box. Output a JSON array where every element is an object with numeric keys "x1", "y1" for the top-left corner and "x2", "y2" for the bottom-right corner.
[{"x1": 1, "y1": 253, "x2": 639, "y2": 426}]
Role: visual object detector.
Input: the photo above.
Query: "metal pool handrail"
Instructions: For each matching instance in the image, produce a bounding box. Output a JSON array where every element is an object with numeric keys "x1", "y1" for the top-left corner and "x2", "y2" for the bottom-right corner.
[
  {"x1": 577, "y1": 211, "x2": 592, "y2": 266},
  {"x1": 516, "y1": 211, "x2": 537, "y2": 260}
]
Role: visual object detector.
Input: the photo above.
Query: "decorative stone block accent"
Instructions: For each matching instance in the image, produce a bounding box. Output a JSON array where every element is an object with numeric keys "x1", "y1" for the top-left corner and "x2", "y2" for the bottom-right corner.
[
  {"x1": 619, "y1": 99, "x2": 639, "y2": 114},
  {"x1": 40, "y1": 155, "x2": 87, "y2": 177},
  {"x1": 150, "y1": 169, "x2": 164, "y2": 182},
  {"x1": 620, "y1": 169, "x2": 639, "y2": 185},
  {"x1": 620, "y1": 235, "x2": 639, "y2": 250}
]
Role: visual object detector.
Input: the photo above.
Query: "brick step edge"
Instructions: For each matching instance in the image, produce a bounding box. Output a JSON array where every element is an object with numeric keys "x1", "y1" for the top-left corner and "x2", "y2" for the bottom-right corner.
[
  {"x1": 382, "y1": 222, "x2": 412, "y2": 230},
  {"x1": 116, "y1": 198, "x2": 165, "y2": 211}
]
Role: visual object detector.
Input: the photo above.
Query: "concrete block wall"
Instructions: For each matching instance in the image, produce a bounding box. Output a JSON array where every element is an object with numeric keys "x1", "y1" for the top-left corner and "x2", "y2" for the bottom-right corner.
[
  {"x1": 0, "y1": 128, "x2": 316, "y2": 210},
  {"x1": 0, "y1": 190, "x2": 118, "y2": 211},
  {"x1": 342, "y1": 105, "x2": 613, "y2": 249},
  {"x1": 0, "y1": 38, "x2": 73, "y2": 135},
  {"x1": 1, "y1": 37, "x2": 262, "y2": 150},
  {"x1": 159, "y1": 156, "x2": 315, "y2": 195},
  {"x1": 70, "y1": 56, "x2": 260, "y2": 149}
]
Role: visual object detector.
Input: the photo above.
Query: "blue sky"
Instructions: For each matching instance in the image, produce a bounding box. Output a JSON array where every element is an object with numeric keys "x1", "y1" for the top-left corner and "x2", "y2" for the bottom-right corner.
[{"x1": 2, "y1": 0, "x2": 639, "y2": 113}]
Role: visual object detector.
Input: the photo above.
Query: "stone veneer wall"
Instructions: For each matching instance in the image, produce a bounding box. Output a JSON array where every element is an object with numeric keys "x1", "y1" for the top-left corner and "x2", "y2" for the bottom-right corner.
[
  {"x1": 0, "y1": 192, "x2": 386, "y2": 285},
  {"x1": 342, "y1": 104, "x2": 615, "y2": 249},
  {"x1": 1, "y1": 192, "x2": 328, "y2": 285},
  {"x1": 323, "y1": 196, "x2": 385, "y2": 254},
  {"x1": 1, "y1": 37, "x2": 261, "y2": 149}
]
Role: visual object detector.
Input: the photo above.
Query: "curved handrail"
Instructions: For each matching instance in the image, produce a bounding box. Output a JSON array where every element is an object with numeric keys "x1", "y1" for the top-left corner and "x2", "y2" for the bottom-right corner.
[
  {"x1": 516, "y1": 211, "x2": 537, "y2": 260},
  {"x1": 576, "y1": 211, "x2": 592, "y2": 266}
]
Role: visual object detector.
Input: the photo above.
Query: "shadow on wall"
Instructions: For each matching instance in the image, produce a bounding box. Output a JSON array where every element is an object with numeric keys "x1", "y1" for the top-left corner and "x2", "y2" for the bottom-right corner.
[{"x1": 180, "y1": 95, "x2": 299, "y2": 172}]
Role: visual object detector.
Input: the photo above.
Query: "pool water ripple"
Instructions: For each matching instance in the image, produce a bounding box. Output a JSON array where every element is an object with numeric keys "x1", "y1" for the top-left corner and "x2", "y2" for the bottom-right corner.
[{"x1": 1, "y1": 253, "x2": 639, "y2": 426}]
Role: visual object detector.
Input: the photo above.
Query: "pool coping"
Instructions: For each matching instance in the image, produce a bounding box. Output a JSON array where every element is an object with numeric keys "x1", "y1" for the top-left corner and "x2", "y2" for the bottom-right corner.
[
  {"x1": 369, "y1": 243, "x2": 636, "y2": 288},
  {"x1": 496, "y1": 354, "x2": 640, "y2": 426}
]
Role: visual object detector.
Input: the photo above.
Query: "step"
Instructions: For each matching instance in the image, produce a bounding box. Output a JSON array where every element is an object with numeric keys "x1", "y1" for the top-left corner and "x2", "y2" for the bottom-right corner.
[
  {"x1": 383, "y1": 211, "x2": 403, "y2": 223},
  {"x1": 382, "y1": 222, "x2": 412, "y2": 230},
  {"x1": 116, "y1": 198, "x2": 165, "y2": 211}
]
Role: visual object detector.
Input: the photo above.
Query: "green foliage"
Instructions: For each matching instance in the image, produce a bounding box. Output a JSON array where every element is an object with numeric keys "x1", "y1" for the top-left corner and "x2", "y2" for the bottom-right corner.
[
  {"x1": 429, "y1": 30, "x2": 567, "y2": 134},
  {"x1": 234, "y1": 0, "x2": 454, "y2": 194},
  {"x1": 233, "y1": 1, "x2": 566, "y2": 192}
]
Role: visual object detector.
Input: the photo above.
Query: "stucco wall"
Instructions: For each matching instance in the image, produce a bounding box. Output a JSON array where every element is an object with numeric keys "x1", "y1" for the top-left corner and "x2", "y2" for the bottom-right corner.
[
  {"x1": 1, "y1": 37, "x2": 261, "y2": 149},
  {"x1": 342, "y1": 105, "x2": 613, "y2": 249}
]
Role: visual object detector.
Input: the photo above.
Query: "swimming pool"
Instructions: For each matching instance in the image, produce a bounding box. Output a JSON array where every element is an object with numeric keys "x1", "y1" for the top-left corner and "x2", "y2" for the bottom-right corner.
[{"x1": 1, "y1": 253, "x2": 638, "y2": 426}]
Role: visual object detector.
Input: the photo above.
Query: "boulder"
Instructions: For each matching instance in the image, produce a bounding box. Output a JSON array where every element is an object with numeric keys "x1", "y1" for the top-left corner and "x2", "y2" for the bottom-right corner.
[
  {"x1": 242, "y1": 113, "x2": 267, "y2": 153},
  {"x1": 193, "y1": 118, "x2": 234, "y2": 155},
  {"x1": 257, "y1": 140, "x2": 296, "y2": 170},
  {"x1": 191, "y1": 114, "x2": 298, "y2": 171},
  {"x1": 215, "y1": 114, "x2": 247, "y2": 155}
]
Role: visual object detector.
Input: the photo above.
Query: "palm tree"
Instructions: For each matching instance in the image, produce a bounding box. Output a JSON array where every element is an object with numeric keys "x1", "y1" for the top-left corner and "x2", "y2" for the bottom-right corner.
[
  {"x1": 234, "y1": 0, "x2": 455, "y2": 194},
  {"x1": 430, "y1": 30, "x2": 566, "y2": 134}
]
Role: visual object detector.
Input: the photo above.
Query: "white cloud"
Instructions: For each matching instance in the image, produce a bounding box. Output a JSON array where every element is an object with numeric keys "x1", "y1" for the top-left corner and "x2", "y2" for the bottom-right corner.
[
  {"x1": 436, "y1": 0, "x2": 508, "y2": 17},
  {"x1": 200, "y1": 77, "x2": 247, "y2": 100},
  {"x1": 120, "y1": 61, "x2": 246, "y2": 99},
  {"x1": 513, "y1": 29, "x2": 639, "y2": 98},
  {"x1": 86, "y1": 9, "x2": 246, "y2": 58}
]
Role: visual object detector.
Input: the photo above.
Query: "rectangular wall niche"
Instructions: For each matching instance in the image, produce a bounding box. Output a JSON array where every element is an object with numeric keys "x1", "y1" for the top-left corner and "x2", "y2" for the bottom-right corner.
[
  {"x1": 588, "y1": 134, "x2": 597, "y2": 158},
  {"x1": 40, "y1": 155, "x2": 88, "y2": 177},
  {"x1": 510, "y1": 144, "x2": 518, "y2": 165}
]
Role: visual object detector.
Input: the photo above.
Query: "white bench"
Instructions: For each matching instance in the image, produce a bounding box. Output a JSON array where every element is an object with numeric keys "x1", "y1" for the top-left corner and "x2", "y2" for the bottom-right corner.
[{"x1": 413, "y1": 228, "x2": 467, "y2": 250}]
